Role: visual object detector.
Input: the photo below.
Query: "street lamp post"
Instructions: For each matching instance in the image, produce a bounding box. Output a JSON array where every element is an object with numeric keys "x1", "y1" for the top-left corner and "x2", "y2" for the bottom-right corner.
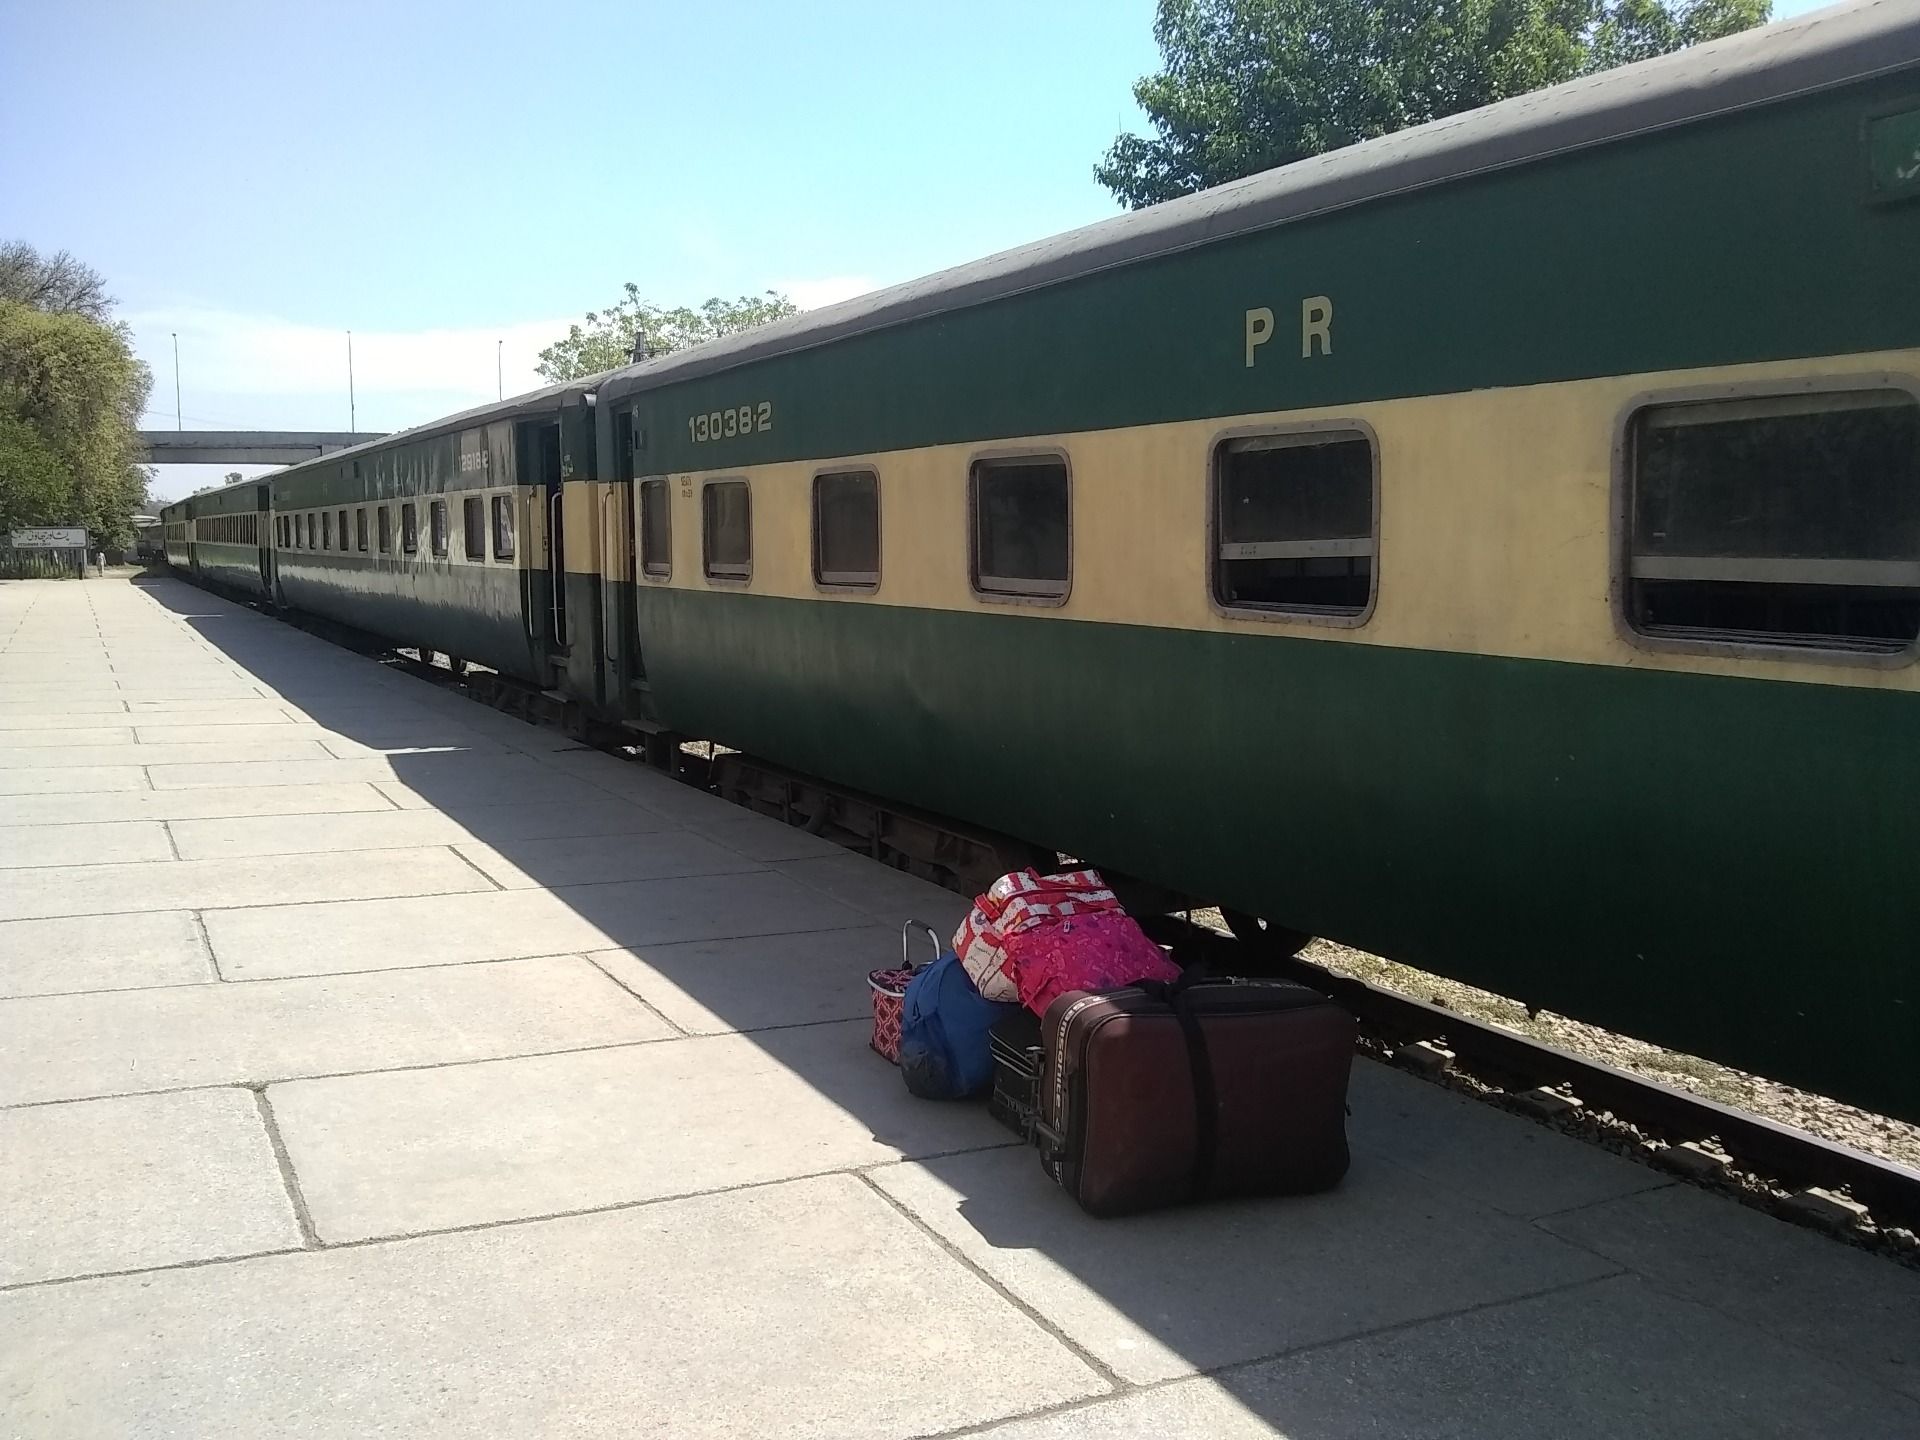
[{"x1": 171, "y1": 333, "x2": 181, "y2": 430}]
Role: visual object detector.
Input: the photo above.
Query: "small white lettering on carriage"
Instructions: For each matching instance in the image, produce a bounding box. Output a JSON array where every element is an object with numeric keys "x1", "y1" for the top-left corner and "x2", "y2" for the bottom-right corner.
[
  {"x1": 1244, "y1": 297, "x2": 1332, "y2": 366},
  {"x1": 687, "y1": 401, "x2": 773, "y2": 444}
]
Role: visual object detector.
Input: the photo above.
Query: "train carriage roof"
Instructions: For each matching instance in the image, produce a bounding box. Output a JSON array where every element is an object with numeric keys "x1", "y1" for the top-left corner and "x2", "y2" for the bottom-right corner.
[{"x1": 600, "y1": 0, "x2": 1918, "y2": 404}]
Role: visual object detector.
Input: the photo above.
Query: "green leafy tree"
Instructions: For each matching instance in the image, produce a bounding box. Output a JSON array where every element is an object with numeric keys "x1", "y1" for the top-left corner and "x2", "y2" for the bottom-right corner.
[
  {"x1": 0, "y1": 243, "x2": 152, "y2": 544},
  {"x1": 536, "y1": 287, "x2": 800, "y2": 383},
  {"x1": 1097, "y1": 0, "x2": 1771, "y2": 209}
]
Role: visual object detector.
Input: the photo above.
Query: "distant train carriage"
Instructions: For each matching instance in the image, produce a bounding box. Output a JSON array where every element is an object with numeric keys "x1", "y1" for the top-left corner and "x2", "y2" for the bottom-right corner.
[
  {"x1": 160, "y1": 502, "x2": 190, "y2": 571},
  {"x1": 211, "y1": 380, "x2": 604, "y2": 690},
  {"x1": 164, "y1": 1, "x2": 1920, "y2": 1120},
  {"x1": 180, "y1": 482, "x2": 272, "y2": 599}
]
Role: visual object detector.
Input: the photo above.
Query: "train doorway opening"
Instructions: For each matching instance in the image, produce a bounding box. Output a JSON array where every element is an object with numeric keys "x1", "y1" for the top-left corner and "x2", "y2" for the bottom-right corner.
[
  {"x1": 256, "y1": 485, "x2": 273, "y2": 593},
  {"x1": 519, "y1": 419, "x2": 565, "y2": 651}
]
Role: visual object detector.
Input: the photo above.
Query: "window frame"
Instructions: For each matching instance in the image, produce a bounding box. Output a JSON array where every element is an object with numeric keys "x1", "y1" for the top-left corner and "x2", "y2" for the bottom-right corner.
[
  {"x1": 355, "y1": 508, "x2": 368, "y2": 552},
  {"x1": 1206, "y1": 418, "x2": 1382, "y2": 630},
  {"x1": 377, "y1": 506, "x2": 393, "y2": 555},
  {"x1": 429, "y1": 499, "x2": 449, "y2": 558},
  {"x1": 401, "y1": 501, "x2": 418, "y2": 556},
  {"x1": 701, "y1": 477, "x2": 752, "y2": 584},
  {"x1": 639, "y1": 478, "x2": 672, "y2": 581},
  {"x1": 812, "y1": 467, "x2": 882, "y2": 593},
  {"x1": 1610, "y1": 373, "x2": 1920, "y2": 669},
  {"x1": 967, "y1": 448, "x2": 1073, "y2": 606},
  {"x1": 320, "y1": 511, "x2": 333, "y2": 552}
]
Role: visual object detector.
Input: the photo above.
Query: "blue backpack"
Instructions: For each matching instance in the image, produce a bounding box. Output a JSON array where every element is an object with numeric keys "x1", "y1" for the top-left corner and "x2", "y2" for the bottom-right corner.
[{"x1": 899, "y1": 952, "x2": 1021, "y2": 1100}]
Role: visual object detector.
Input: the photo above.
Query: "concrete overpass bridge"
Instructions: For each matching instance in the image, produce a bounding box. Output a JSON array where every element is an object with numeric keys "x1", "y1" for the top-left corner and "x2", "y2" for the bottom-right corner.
[{"x1": 139, "y1": 431, "x2": 386, "y2": 465}]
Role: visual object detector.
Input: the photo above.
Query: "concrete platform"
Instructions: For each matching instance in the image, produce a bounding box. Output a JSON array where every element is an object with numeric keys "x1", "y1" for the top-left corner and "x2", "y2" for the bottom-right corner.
[{"x1": 2, "y1": 575, "x2": 1917, "y2": 1438}]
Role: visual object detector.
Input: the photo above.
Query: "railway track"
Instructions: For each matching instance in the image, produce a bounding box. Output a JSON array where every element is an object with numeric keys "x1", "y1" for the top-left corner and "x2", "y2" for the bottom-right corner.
[
  {"x1": 1140, "y1": 916, "x2": 1920, "y2": 1250},
  {"x1": 265, "y1": 598, "x2": 1920, "y2": 1262}
]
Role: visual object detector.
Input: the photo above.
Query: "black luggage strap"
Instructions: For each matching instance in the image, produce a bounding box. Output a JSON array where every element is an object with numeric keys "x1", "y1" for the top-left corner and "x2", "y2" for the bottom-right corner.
[{"x1": 1138, "y1": 976, "x2": 1217, "y2": 1202}]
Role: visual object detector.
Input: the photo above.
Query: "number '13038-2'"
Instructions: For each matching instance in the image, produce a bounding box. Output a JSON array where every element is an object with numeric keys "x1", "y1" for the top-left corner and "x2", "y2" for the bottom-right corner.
[{"x1": 689, "y1": 403, "x2": 772, "y2": 443}]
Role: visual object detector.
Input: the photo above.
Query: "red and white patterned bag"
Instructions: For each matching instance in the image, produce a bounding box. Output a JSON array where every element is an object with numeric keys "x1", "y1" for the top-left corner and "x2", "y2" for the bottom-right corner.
[
  {"x1": 870, "y1": 921, "x2": 941, "y2": 1064},
  {"x1": 952, "y1": 868, "x2": 1125, "y2": 1003}
]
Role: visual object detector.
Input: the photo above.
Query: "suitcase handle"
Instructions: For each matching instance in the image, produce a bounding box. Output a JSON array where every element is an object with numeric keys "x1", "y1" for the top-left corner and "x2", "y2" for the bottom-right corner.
[{"x1": 901, "y1": 919, "x2": 942, "y2": 973}]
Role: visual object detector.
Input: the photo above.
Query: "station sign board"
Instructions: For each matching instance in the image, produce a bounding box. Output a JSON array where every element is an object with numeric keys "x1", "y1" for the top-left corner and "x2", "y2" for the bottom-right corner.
[{"x1": 9, "y1": 527, "x2": 89, "y2": 549}]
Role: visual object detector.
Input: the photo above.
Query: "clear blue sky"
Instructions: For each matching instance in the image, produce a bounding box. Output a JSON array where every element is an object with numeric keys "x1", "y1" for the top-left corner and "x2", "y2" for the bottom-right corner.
[{"x1": 0, "y1": 0, "x2": 1829, "y2": 500}]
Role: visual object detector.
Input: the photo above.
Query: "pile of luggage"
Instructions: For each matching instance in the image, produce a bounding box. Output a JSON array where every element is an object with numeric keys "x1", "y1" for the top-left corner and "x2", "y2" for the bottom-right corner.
[{"x1": 868, "y1": 867, "x2": 1355, "y2": 1218}]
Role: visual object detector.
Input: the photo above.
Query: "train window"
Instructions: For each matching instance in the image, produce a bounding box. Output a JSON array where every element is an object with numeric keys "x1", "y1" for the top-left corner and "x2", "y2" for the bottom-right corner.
[
  {"x1": 337, "y1": 510, "x2": 348, "y2": 551},
  {"x1": 640, "y1": 480, "x2": 670, "y2": 578},
  {"x1": 355, "y1": 508, "x2": 368, "y2": 552},
  {"x1": 813, "y1": 470, "x2": 880, "y2": 590},
  {"x1": 1625, "y1": 389, "x2": 1920, "y2": 654},
  {"x1": 491, "y1": 494, "x2": 515, "y2": 561},
  {"x1": 321, "y1": 511, "x2": 333, "y2": 551},
  {"x1": 463, "y1": 497, "x2": 485, "y2": 560},
  {"x1": 971, "y1": 455, "x2": 1069, "y2": 599},
  {"x1": 430, "y1": 500, "x2": 449, "y2": 558},
  {"x1": 1212, "y1": 430, "x2": 1376, "y2": 619},
  {"x1": 401, "y1": 502, "x2": 418, "y2": 555},
  {"x1": 378, "y1": 506, "x2": 393, "y2": 555},
  {"x1": 702, "y1": 479, "x2": 750, "y2": 581}
]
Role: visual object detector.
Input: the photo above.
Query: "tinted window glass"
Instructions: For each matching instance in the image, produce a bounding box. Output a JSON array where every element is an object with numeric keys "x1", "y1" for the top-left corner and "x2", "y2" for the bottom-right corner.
[
  {"x1": 1628, "y1": 391, "x2": 1920, "y2": 652},
  {"x1": 702, "y1": 480, "x2": 750, "y2": 580},
  {"x1": 321, "y1": 512, "x2": 332, "y2": 550},
  {"x1": 814, "y1": 471, "x2": 879, "y2": 588},
  {"x1": 401, "y1": 503, "x2": 418, "y2": 554},
  {"x1": 355, "y1": 509, "x2": 368, "y2": 552},
  {"x1": 463, "y1": 496, "x2": 485, "y2": 560},
  {"x1": 972, "y1": 457, "x2": 1068, "y2": 597},
  {"x1": 1214, "y1": 432, "x2": 1375, "y2": 616},
  {"x1": 378, "y1": 507, "x2": 393, "y2": 554},
  {"x1": 640, "y1": 480, "x2": 671, "y2": 577},
  {"x1": 430, "y1": 500, "x2": 449, "y2": 558}
]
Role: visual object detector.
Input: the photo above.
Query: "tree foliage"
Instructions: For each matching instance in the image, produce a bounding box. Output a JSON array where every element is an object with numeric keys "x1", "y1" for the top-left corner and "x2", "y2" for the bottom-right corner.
[
  {"x1": 0, "y1": 241, "x2": 115, "y2": 326},
  {"x1": 0, "y1": 242, "x2": 152, "y2": 544},
  {"x1": 1097, "y1": 0, "x2": 1771, "y2": 209},
  {"x1": 536, "y1": 287, "x2": 800, "y2": 383}
]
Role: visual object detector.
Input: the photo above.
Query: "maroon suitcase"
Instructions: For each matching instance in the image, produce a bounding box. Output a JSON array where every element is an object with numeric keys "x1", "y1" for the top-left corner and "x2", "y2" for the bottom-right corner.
[{"x1": 1036, "y1": 977, "x2": 1355, "y2": 1217}]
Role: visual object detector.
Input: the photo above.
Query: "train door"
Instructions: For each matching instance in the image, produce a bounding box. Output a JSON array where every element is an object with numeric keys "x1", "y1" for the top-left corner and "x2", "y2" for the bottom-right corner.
[
  {"x1": 602, "y1": 409, "x2": 642, "y2": 706},
  {"x1": 518, "y1": 419, "x2": 566, "y2": 654},
  {"x1": 256, "y1": 485, "x2": 273, "y2": 594}
]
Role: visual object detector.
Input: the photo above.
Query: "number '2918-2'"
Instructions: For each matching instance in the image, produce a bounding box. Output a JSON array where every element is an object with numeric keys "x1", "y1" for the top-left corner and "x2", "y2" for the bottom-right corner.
[{"x1": 688, "y1": 403, "x2": 772, "y2": 443}]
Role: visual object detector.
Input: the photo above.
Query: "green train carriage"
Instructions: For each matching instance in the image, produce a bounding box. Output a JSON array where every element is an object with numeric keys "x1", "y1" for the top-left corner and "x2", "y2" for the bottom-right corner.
[
  {"x1": 592, "y1": 0, "x2": 1920, "y2": 1118},
  {"x1": 160, "y1": 0, "x2": 1920, "y2": 1120}
]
